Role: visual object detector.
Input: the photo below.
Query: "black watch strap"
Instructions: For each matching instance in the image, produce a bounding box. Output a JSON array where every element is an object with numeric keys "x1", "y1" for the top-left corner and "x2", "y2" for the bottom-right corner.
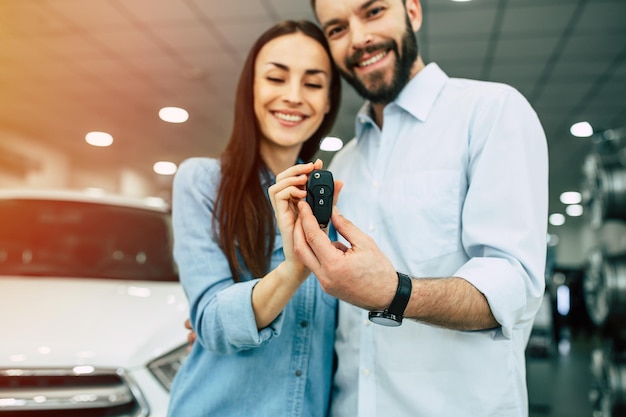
[{"x1": 368, "y1": 272, "x2": 412, "y2": 327}]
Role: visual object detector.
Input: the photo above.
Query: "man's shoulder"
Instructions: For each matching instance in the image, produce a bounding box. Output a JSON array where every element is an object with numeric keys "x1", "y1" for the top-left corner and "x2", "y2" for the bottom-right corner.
[
  {"x1": 328, "y1": 138, "x2": 358, "y2": 171},
  {"x1": 448, "y1": 76, "x2": 519, "y2": 97}
]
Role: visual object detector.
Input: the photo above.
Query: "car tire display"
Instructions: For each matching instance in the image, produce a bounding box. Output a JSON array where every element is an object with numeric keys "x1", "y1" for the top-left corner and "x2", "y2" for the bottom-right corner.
[{"x1": 581, "y1": 139, "x2": 626, "y2": 417}]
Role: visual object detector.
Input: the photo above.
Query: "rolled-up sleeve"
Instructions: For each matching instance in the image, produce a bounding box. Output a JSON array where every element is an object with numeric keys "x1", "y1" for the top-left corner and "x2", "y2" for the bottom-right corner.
[
  {"x1": 455, "y1": 87, "x2": 548, "y2": 339},
  {"x1": 172, "y1": 158, "x2": 284, "y2": 354}
]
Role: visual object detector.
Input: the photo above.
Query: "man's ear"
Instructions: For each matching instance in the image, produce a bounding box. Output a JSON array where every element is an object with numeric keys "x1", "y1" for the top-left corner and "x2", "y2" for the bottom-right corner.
[{"x1": 405, "y1": 0, "x2": 423, "y2": 33}]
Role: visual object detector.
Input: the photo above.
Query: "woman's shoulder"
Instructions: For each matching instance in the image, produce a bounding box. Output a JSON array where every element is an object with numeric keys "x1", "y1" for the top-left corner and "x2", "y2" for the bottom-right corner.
[
  {"x1": 178, "y1": 157, "x2": 220, "y2": 176},
  {"x1": 174, "y1": 157, "x2": 221, "y2": 193}
]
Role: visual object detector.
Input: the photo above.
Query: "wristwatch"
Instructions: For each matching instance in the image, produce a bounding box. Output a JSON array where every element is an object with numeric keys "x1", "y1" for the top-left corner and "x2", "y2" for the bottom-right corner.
[{"x1": 368, "y1": 272, "x2": 412, "y2": 327}]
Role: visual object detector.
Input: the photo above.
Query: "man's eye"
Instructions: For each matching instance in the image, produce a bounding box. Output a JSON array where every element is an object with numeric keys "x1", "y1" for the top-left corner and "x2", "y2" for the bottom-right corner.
[
  {"x1": 367, "y1": 6, "x2": 384, "y2": 17},
  {"x1": 327, "y1": 26, "x2": 343, "y2": 38}
]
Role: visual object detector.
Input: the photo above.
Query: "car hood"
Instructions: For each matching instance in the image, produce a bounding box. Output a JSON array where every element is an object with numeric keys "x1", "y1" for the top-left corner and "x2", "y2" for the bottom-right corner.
[{"x1": 0, "y1": 276, "x2": 189, "y2": 369}]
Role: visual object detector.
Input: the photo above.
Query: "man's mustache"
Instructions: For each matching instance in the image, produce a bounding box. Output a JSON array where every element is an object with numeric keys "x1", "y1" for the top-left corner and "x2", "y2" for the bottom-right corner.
[{"x1": 345, "y1": 41, "x2": 394, "y2": 68}]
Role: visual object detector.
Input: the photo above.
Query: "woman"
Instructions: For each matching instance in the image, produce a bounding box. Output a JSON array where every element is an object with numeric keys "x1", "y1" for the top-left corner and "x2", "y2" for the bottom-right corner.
[{"x1": 167, "y1": 20, "x2": 342, "y2": 417}]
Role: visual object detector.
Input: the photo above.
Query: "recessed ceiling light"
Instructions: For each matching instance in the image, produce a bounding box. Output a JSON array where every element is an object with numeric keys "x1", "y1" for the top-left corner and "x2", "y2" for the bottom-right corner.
[
  {"x1": 159, "y1": 107, "x2": 189, "y2": 123},
  {"x1": 570, "y1": 121, "x2": 593, "y2": 138},
  {"x1": 153, "y1": 161, "x2": 177, "y2": 175},
  {"x1": 320, "y1": 136, "x2": 344, "y2": 152},
  {"x1": 549, "y1": 213, "x2": 566, "y2": 226},
  {"x1": 560, "y1": 191, "x2": 582, "y2": 205},
  {"x1": 85, "y1": 131, "x2": 113, "y2": 147},
  {"x1": 566, "y1": 204, "x2": 584, "y2": 217}
]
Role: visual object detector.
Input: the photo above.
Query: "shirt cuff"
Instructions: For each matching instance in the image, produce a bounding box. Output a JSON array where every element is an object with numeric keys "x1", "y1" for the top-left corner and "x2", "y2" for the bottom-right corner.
[
  {"x1": 454, "y1": 257, "x2": 528, "y2": 339},
  {"x1": 216, "y1": 279, "x2": 284, "y2": 348}
]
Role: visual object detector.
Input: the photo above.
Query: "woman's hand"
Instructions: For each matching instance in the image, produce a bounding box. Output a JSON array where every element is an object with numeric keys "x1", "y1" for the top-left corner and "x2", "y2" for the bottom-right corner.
[{"x1": 268, "y1": 159, "x2": 324, "y2": 281}]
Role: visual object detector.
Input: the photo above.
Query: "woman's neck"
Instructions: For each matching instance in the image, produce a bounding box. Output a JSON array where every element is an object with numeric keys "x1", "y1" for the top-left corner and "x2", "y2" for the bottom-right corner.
[{"x1": 260, "y1": 143, "x2": 301, "y2": 176}]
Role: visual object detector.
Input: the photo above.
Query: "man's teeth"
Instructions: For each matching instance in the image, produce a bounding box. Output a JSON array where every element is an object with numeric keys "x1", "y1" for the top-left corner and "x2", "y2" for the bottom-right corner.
[
  {"x1": 275, "y1": 112, "x2": 303, "y2": 122},
  {"x1": 357, "y1": 51, "x2": 386, "y2": 67}
]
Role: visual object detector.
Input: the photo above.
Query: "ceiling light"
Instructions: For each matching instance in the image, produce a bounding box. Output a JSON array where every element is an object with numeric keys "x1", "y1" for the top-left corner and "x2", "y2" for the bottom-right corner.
[
  {"x1": 560, "y1": 191, "x2": 582, "y2": 205},
  {"x1": 85, "y1": 131, "x2": 113, "y2": 147},
  {"x1": 320, "y1": 136, "x2": 344, "y2": 152},
  {"x1": 570, "y1": 121, "x2": 593, "y2": 138},
  {"x1": 549, "y1": 213, "x2": 566, "y2": 226},
  {"x1": 566, "y1": 204, "x2": 584, "y2": 217},
  {"x1": 547, "y1": 233, "x2": 560, "y2": 247},
  {"x1": 153, "y1": 161, "x2": 177, "y2": 175},
  {"x1": 159, "y1": 107, "x2": 189, "y2": 123}
]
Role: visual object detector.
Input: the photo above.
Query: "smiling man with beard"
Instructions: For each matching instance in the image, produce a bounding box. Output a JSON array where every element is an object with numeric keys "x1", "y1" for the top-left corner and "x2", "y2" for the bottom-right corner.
[{"x1": 292, "y1": 0, "x2": 550, "y2": 416}]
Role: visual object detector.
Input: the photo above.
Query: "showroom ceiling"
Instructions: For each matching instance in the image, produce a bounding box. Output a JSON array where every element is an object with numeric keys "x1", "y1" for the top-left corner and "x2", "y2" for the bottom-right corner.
[{"x1": 0, "y1": 0, "x2": 624, "y2": 228}]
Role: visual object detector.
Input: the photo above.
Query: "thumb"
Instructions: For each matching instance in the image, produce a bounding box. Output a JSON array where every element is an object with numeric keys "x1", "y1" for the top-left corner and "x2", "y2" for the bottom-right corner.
[
  {"x1": 333, "y1": 180, "x2": 344, "y2": 206},
  {"x1": 330, "y1": 206, "x2": 366, "y2": 247}
]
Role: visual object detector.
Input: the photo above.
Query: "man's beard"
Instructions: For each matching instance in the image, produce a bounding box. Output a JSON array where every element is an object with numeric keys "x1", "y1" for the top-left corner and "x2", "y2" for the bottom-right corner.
[{"x1": 340, "y1": 19, "x2": 418, "y2": 104}]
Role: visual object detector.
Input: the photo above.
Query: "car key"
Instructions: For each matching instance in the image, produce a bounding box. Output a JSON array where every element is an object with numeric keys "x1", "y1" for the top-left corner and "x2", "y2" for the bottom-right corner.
[{"x1": 306, "y1": 169, "x2": 334, "y2": 229}]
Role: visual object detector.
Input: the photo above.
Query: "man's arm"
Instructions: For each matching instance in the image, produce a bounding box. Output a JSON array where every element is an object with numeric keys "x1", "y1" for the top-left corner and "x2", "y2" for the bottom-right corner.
[{"x1": 294, "y1": 202, "x2": 498, "y2": 330}]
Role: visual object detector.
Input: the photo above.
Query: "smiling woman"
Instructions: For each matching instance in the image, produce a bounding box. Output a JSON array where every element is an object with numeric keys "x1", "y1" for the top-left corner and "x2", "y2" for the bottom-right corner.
[{"x1": 166, "y1": 20, "x2": 342, "y2": 417}]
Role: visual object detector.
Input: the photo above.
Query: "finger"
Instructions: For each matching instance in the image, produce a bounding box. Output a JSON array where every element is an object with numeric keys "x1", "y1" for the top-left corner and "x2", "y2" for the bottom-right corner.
[
  {"x1": 333, "y1": 179, "x2": 344, "y2": 205},
  {"x1": 269, "y1": 175, "x2": 308, "y2": 209},
  {"x1": 330, "y1": 206, "x2": 371, "y2": 249},
  {"x1": 184, "y1": 318, "x2": 192, "y2": 330},
  {"x1": 275, "y1": 161, "x2": 316, "y2": 183},
  {"x1": 331, "y1": 240, "x2": 349, "y2": 253},
  {"x1": 269, "y1": 174, "x2": 308, "y2": 196},
  {"x1": 312, "y1": 158, "x2": 324, "y2": 170},
  {"x1": 272, "y1": 183, "x2": 307, "y2": 204},
  {"x1": 297, "y1": 200, "x2": 337, "y2": 260},
  {"x1": 293, "y1": 210, "x2": 322, "y2": 271}
]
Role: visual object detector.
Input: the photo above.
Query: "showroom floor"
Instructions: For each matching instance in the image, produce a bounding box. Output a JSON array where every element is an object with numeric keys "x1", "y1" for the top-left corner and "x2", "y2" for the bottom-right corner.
[{"x1": 527, "y1": 331, "x2": 597, "y2": 417}]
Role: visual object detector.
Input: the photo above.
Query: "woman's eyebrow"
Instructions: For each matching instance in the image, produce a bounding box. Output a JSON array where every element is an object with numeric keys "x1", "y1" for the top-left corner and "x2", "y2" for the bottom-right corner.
[{"x1": 268, "y1": 62, "x2": 328, "y2": 76}]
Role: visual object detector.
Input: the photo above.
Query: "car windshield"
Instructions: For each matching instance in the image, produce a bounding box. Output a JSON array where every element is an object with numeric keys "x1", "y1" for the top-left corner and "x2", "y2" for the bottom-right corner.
[{"x1": 0, "y1": 198, "x2": 178, "y2": 281}]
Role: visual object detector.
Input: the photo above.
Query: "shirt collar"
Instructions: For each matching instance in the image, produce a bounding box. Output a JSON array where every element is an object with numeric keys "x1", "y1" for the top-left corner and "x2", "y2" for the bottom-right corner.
[{"x1": 355, "y1": 62, "x2": 449, "y2": 140}]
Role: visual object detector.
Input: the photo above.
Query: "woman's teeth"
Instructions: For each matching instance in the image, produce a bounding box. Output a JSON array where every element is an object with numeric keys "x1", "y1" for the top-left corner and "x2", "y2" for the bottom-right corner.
[{"x1": 275, "y1": 112, "x2": 303, "y2": 122}]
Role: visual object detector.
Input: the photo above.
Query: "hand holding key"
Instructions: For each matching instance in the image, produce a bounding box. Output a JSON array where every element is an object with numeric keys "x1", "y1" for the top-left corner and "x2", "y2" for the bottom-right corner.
[{"x1": 306, "y1": 169, "x2": 334, "y2": 229}]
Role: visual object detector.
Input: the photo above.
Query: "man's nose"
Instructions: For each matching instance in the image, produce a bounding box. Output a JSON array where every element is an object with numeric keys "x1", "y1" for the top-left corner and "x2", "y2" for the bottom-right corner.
[{"x1": 349, "y1": 19, "x2": 373, "y2": 50}]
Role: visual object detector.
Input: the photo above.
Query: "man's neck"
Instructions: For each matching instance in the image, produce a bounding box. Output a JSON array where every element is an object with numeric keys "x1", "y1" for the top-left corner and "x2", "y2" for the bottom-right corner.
[{"x1": 370, "y1": 56, "x2": 426, "y2": 128}]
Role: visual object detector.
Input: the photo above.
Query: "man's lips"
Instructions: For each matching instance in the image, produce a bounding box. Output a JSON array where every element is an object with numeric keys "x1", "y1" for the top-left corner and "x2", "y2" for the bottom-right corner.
[{"x1": 355, "y1": 50, "x2": 388, "y2": 68}]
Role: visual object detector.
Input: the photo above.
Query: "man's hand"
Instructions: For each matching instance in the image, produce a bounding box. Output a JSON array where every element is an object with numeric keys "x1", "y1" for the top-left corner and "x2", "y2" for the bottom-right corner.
[{"x1": 293, "y1": 202, "x2": 398, "y2": 311}]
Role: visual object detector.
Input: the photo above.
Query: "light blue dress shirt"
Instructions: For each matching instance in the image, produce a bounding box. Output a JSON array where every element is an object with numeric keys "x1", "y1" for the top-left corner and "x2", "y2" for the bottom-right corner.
[
  {"x1": 328, "y1": 63, "x2": 548, "y2": 417},
  {"x1": 167, "y1": 158, "x2": 337, "y2": 417}
]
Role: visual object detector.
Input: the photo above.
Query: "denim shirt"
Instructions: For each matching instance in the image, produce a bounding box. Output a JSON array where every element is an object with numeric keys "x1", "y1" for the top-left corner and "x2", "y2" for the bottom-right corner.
[{"x1": 167, "y1": 157, "x2": 337, "y2": 417}]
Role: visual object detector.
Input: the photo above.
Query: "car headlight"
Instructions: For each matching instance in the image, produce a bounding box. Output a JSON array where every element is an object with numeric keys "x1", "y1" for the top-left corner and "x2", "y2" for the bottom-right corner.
[{"x1": 148, "y1": 344, "x2": 188, "y2": 391}]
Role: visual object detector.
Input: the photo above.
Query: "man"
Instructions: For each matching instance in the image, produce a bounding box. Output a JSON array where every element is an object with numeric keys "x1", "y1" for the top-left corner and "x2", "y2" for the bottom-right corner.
[{"x1": 293, "y1": 0, "x2": 549, "y2": 416}]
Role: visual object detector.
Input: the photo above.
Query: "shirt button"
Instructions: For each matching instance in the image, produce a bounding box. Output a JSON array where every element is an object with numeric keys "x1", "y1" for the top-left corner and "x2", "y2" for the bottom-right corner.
[
  {"x1": 372, "y1": 181, "x2": 380, "y2": 189},
  {"x1": 363, "y1": 368, "x2": 371, "y2": 377},
  {"x1": 300, "y1": 321, "x2": 308, "y2": 328},
  {"x1": 295, "y1": 370, "x2": 302, "y2": 377},
  {"x1": 363, "y1": 319, "x2": 371, "y2": 327},
  {"x1": 359, "y1": 117, "x2": 366, "y2": 124},
  {"x1": 369, "y1": 224, "x2": 376, "y2": 232}
]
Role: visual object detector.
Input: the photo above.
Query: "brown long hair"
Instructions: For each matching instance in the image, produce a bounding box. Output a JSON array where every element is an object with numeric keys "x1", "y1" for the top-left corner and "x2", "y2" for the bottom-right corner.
[{"x1": 215, "y1": 20, "x2": 341, "y2": 282}]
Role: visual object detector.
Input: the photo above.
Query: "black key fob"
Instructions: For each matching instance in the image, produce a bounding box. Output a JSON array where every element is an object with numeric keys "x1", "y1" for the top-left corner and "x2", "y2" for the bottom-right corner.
[{"x1": 306, "y1": 169, "x2": 334, "y2": 228}]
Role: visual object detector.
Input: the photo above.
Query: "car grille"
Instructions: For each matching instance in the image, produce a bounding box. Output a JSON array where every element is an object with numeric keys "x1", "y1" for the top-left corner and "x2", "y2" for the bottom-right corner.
[{"x1": 0, "y1": 368, "x2": 149, "y2": 417}]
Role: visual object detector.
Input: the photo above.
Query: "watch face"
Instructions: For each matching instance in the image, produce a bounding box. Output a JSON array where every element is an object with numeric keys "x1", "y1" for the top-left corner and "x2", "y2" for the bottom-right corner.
[{"x1": 368, "y1": 311, "x2": 402, "y2": 327}]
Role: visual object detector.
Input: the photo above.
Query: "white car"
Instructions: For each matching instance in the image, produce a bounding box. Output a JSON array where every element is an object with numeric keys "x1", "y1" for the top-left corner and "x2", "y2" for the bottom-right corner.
[{"x1": 0, "y1": 189, "x2": 189, "y2": 417}]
